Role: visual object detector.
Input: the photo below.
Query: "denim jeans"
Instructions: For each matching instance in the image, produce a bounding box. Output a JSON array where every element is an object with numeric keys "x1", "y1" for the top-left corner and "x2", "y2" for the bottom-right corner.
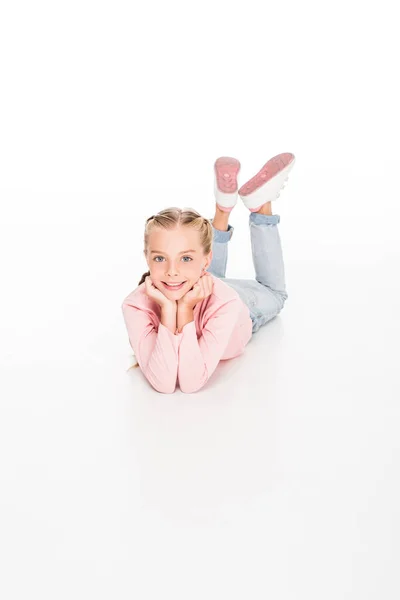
[{"x1": 206, "y1": 212, "x2": 288, "y2": 334}]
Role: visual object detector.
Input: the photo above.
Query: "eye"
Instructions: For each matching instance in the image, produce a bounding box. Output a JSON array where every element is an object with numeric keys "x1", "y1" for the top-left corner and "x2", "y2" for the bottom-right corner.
[{"x1": 153, "y1": 256, "x2": 193, "y2": 262}]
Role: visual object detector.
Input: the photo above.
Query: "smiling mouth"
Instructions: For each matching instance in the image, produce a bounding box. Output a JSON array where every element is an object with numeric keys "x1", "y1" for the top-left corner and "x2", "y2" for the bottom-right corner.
[{"x1": 162, "y1": 281, "x2": 187, "y2": 289}]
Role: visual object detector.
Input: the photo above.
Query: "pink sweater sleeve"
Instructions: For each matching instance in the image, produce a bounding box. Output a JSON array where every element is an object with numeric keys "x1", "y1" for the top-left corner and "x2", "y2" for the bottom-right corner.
[
  {"x1": 177, "y1": 299, "x2": 242, "y2": 393},
  {"x1": 121, "y1": 303, "x2": 180, "y2": 394}
]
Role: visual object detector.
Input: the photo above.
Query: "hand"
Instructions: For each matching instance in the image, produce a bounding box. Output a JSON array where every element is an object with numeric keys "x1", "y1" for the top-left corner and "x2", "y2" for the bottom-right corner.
[
  {"x1": 144, "y1": 276, "x2": 177, "y2": 310},
  {"x1": 177, "y1": 272, "x2": 214, "y2": 309}
]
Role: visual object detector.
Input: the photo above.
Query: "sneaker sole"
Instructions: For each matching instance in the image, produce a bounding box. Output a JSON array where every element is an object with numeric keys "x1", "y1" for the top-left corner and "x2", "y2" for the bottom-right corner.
[
  {"x1": 214, "y1": 157, "x2": 241, "y2": 213},
  {"x1": 238, "y1": 152, "x2": 295, "y2": 212}
]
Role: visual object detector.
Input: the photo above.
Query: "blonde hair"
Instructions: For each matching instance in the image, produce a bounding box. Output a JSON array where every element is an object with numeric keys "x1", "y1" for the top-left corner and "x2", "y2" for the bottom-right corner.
[{"x1": 127, "y1": 206, "x2": 214, "y2": 371}]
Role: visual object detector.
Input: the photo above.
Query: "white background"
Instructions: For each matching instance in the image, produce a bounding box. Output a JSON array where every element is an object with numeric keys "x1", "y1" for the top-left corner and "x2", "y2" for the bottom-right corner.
[{"x1": 1, "y1": 1, "x2": 399, "y2": 598}]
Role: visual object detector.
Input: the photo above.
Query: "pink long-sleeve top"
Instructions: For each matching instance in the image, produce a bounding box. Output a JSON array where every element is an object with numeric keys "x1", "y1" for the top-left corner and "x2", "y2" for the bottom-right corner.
[{"x1": 121, "y1": 273, "x2": 253, "y2": 394}]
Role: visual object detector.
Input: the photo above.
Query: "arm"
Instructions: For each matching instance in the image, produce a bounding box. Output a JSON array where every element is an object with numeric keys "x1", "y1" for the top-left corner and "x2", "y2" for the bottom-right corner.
[
  {"x1": 122, "y1": 302, "x2": 180, "y2": 394},
  {"x1": 161, "y1": 303, "x2": 178, "y2": 334},
  {"x1": 177, "y1": 299, "x2": 242, "y2": 393},
  {"x1": 177, "y1": 304, "x2": 194, "y2": 334}
]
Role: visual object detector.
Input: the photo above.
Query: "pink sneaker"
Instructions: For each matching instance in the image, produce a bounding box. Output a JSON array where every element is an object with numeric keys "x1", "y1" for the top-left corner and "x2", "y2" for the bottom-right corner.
[
  {"x1": 238, "y1": 152, "x2": 296, "y2": 212},
  {"x1": 214, "y1": 157, "x2": 241, "y2": 213}
]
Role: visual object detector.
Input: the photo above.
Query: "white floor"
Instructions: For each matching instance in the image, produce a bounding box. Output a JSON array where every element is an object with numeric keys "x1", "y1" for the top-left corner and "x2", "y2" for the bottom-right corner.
[
  {"x1": 1, "y1": 1, "x2": 400, "y2": 596},
  {"x1": 1, "y1": 169, "x2": 399, "y2": 599}
]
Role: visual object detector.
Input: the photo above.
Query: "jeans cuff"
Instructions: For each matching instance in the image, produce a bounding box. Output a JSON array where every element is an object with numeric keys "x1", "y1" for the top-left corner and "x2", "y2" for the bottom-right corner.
[
  {"x1": 250, "y1": 212, "x2": 280, "y2": 225},
  {"x1": 210, "y1": 220, "x2": 234, "y2": 242}
]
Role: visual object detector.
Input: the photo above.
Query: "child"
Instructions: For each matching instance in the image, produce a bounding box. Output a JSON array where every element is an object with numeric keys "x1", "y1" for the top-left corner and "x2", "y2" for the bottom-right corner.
[{"x1": 122, "y1": 152, "x2": 296, "y2": 394}]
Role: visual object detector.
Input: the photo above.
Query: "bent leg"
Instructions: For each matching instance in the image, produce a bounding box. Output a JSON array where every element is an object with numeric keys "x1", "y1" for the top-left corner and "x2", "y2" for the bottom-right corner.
[
  {"x1": 205, "y1": 218, "x2": 234, "y2": 279},
  {"x1": 249, "y1": 212, "x2": 287, "y2": 299},
  {"x1": 222, "y1": 213, "x2": 288, "y2": 333},
  {"x1": 222, "y1": 276, "x2": 286, "y2": 333}
]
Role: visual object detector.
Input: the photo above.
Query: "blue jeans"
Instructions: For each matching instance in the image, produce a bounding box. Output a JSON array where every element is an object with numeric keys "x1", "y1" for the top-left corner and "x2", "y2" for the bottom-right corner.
[{"x1": 206, "y1": 212, "x2": 288, "y2": 334}]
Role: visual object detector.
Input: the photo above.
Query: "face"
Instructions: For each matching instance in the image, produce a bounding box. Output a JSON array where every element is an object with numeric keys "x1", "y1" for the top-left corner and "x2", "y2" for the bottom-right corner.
[{"x1": 144, "y1": 226, "x2": 213, "y2": 298}]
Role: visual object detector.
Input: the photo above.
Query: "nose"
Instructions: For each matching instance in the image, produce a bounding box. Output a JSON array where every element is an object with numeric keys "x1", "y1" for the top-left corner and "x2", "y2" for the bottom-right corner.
[
  {"x1": 165, "y1": 263, "x2": 181, "y2": 275},
  {"x1": 166, "y1": 266, "x2": 178, "y2": 275},
  {"x1": 165, "y1": 270, "x2": 182, "y2": 280}
]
